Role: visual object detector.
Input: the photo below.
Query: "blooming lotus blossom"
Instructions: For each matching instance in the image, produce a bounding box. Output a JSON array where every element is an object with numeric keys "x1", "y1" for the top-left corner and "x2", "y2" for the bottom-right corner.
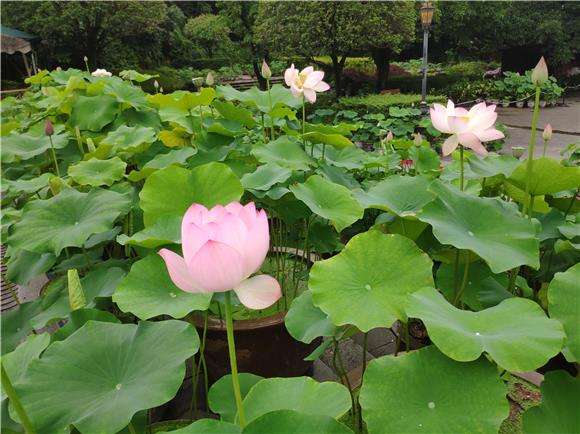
[
  {"x1": 430, "y1": 100, "x2": 504, "y2": 156},
  {"x1": 284, "y1": 64, "x2": 330, "y2": 103},
  {"x1": 91, "y1": 68, "x2": 112, "y2": 77},
  {"x1": 159, "y1": 201, "x2": 282, "y2": 310}
]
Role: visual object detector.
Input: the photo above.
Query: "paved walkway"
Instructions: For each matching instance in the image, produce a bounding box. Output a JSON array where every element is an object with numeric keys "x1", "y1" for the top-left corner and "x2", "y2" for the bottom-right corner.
[{"x1": 497, "y1": 93, "x2": 580, "y2": 159}]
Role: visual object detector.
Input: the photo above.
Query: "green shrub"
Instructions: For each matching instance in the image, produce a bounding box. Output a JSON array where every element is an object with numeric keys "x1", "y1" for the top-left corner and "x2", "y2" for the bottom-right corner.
[{"x1": 336, "y1": 93, "x2": 446, "y2": 114}]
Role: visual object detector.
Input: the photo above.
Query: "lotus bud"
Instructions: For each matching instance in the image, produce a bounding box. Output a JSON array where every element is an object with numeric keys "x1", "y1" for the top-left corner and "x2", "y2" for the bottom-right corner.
[
  {"x1": 44, "y1": 120, "x2": 54, "y2": 136},
  {"x1": 49, "y1": 176, "x2": 64, "y2": 195},
  {"x1": 83, "y1": 55, "x2": 88, "y2": 62},
  {"x1": 511, "y1": 146, "x2": 525, "y2": 159},
  {"x1": 542, "y1": 124, "x2": 552, "y2": 142},
  {"x1": 531, "y1": 57, "x2": 548, "y2": 87},
  {"x1": 153, "y1": 80, "x2": 159, "y2": 89},
  {"x1": 414, "y1": 132, "x2": 422, "y2": 146},
  {"x1": 261, "y1": 60, "x2": 272, "y2": 79},
  {"x1": 86, "y1": 138, "x2": 96, "y2": 153},
  {"x1": 56, "y1": 66, "x2": 62, "y2": 71},
  {"x1": 206, "y1": 72, "x2": 214, "y2": 86},
  {"x1": 159, "y1": 87, "x2": 164, "y2": 94},
  {"x1": 386, "y1": 130, "x2": 394, "y2": 142}
]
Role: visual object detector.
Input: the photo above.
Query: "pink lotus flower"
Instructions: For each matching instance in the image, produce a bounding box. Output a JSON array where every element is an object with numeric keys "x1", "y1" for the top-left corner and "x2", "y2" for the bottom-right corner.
[
  {"x1": 91, "y1": 68, "x2": 112, "y2": 77},
  {"x1": 284, "y1": 64, "x2": 330, "y2": 103},
  {"x1": 159, "y1": 202, "x2": 282, "y2": 309},
  {"x1": 543, "y1": 124, "x2": 552, "y2": 141},
  {"x1": 531, "y1": 57, "x2": 548, "y2": 86},
  {"x1": 430, "y1": 100, "x2": 504, "y2": 156}
]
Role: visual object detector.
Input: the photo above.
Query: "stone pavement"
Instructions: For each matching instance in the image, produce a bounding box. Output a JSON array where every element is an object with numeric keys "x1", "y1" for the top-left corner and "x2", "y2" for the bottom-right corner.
[{"x1": 497, "y1": 93, "x2": 580, "y2": 159}]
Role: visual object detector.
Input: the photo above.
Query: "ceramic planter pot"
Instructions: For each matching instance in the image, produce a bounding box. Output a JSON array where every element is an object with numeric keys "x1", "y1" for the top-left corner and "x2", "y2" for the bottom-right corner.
[
  {"x1": 501, "y1": 101, "x2": 510, "y2": 108},
  {"x1": 539, "y1": 100, "x2": 547, "y2": 108},
  {"x1": 192, "y1": 312, "x2": 319, "y2": 381},
  {"x1": 527, "y1": 100, "x2": 535, "y2": 108},
  {"x1": 515, "y1": 101, "x2": 525, "y2": 108}
]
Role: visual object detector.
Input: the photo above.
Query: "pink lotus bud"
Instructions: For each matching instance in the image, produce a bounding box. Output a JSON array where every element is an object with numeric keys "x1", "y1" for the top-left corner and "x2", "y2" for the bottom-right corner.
[
  {"x1": 414, "y1": 132, "x2": 422, "y2": 145},
  {"x1": 531, "y1": 57, "x2": 548, "y2": 86},
  {"x1": 159, "y1": 202, "x2": 282, "y2": 310},
  {"x1": 261, "y1": 60, "x2": 272, "y2": 79},
  {"x1": 153, "y1": 80, "x2": 159, "y2": 89},
  {"x1": 542, "y1": 124, "x2": 552, "y2": 141},
  {"x1": 44, "y1": 120, "x2": 54, "y2": 136},
  {"x1": 386, "y1": 131, "x2": 394, "y2": 142},
  {"x1": 205, "y1": 72, "x2": 214, "y2": 86}
]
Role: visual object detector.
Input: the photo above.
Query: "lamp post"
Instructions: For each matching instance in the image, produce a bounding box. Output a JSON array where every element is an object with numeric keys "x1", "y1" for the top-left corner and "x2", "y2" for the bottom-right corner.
[{"x1": 420, "y1": 1, "x2": 434, "y2": 114}]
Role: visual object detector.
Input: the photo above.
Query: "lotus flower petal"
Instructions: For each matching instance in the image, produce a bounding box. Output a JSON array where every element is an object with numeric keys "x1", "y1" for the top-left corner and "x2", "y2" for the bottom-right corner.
[
  {"x1": 458, "y1": 132, "x2": 484, "y2": 151},
  {"x1": 303, "y1": 88, "x2": 317, "y2": 103},
  {"x1": 159, "y1": 249, "x2": 203, "y2": 293},
  {"x1": 212, "y1": 212, "x2": 248, "y2": 255},
  {"x1": 182, "y1": 222, "x2": 210, "y2": 266},
  {"x1": 300, "y1": 66, "x2": 314, "y2": 76},
  {"x1": 234, "y1": 275, "x2": 282, "y2": 309},
  {"x1": 442, "y1": 135, "x2": 459, "y2": 156},
  {"x1": 243, "y1": 209, "x2": 270, "y2": 274},
  {"x1": 284, "y1": 64, "x2": 297, "y2": 87},
  {"x1": 475, "y1": 128, "x2": 505, "y2": 142},
  {"x1": 313, "y1": 81, "x2": 330, "y2": 92},
  {"x1": 303, "y1": 71, "x2": 324, "y2": 88},
  {"x1": 188, "y1": 240, "x2": 246, "y2": 292}
]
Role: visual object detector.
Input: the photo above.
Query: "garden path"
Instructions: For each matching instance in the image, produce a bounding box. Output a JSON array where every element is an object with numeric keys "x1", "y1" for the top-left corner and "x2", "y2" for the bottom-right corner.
[{"x1": 497, "y1": 92, "x2": 580, "y2": 159}]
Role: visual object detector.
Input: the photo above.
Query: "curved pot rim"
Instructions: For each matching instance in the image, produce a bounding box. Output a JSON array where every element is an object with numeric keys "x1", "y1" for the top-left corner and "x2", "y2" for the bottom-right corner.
[{"x1": 191, "y1": 311, "x2": 286, "y2": 331}]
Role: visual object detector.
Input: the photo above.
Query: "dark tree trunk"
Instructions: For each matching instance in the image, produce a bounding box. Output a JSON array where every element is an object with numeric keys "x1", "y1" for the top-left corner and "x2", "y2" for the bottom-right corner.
[
  {"x1": 253, "y1": 60, "x2": 267, "y2": 90},
  {"x1": 372, "y1": 47, "x2": 391, "y2": 92},
  {"x1": 330, "y1": 54, "x2": 347, "y2": 98}
]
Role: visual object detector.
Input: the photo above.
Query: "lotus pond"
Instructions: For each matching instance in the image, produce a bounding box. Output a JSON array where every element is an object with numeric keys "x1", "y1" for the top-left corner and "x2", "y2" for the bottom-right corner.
[{"x1": 1, "y1": 60, "x2": 579, "y2": 434}]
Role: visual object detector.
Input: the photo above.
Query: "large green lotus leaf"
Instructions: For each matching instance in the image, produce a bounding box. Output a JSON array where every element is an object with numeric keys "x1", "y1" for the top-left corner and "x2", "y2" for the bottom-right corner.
[
  {"x1": 208, "y1": 373, "x2": 263, "y2": 423},
  {"x1": 205, "y1": 118, "x2": 244, "y2": 137},
  {"x1": 468, "y1": 154, "x2": 520, "y2": 178},
  {"x1": 548, "y1": 263, "x2": 580, "y2": 362},
  {"x1": 217, "y1": 84, "x2": 302, "y2": 113},
  {"x1": 113, "y1": 254, "x2": 212, "y2": 320},
  {"x1": 310, "y1": 232, "x2": 433, "y2": 332},
  {"x1": 119, "y1": 69, "x2": 159, "y2": 83},
  {"x1": 241, "y1": 163, "x2": 292, "y2": 191},
  {"x1": 2, "y1": 173, "x2": 52, "y2": 196},
  {"x1": 127, "y1": 148, "x2": 196, "y2": 182},
  {"x1": 68, "y1": 157, "x2": 127, "y2": 186},
  {"x1": 105, "y1": 78, "x2": 148, "y2": 108},
  {"x1": 1, "y1": 301, "x2": 42, "y2": 355},
  {"x1": 354, "y1": 175, "x2": 435, "y2": 218},
  {"x1": 8, "y1": 188, "x2": 131, "y2": 255},
  {"x1": 252, "y1": 136, "x2": 315, "y2": 171},
  {"x1": 418, "y1": 181, "x2": 539, "y2": 273},
  {"x1": 436, "y1": 261, "x2": 511, "y2": 311},
  {"x1": 1, "y1": 333, "x2": 50, "y2": 402},
  {"x1": 159, "y1": 419, "x2": 241, "y2": 434},
  {"x1": 507, "y1": 158, "x2": 580, "y2": 196},
  {"x1": 51, "y1": 308, "x2": 120, "y2": 342},
  {"x1": 522, "y1": 370, "x2": 579, "y2": 434},
  {"x1": 285, "y1": 290, "x2": 338, "y2": 344},
  {"x1": 6, "y1": 249, "x2": 56, "y2": 286},
  {"x1": 117, "y1": 215, "x2": 181, "y2": 249},
  {"x1": 407, "y1": 288, "x2": 565, "y2": 371},
  {"x1": 289, "y1": 175, "x2": 364, "y2": 232},
  {"x1": 302, "y1": 131, "x2": 354, "y2": 150},
  {"x1": 140, "y1": 162, "x2": 243, "y2": 226},
  {"x1": 69, "y1": 94, "x2": 118, "y2": 131},
  {"x1": 101, "y1": 125, "x2": 157, "y2": 154},
  {"x1": 359, "y1": 346, "x2": 509, "y2": 434},
  {"x1": 242, "y1": 377, "x2": 351, "y2": 424},
  {"x1": 243, "y1": 410, "x2": 353, "y2": 434},
  {"x1": 16, "y1": 320, "x2": 198, "y2": 434},
  {"x1": 178, "y1": 88, "x2": 216, "y2": 109},
  {"x1": 504, "y1": 182, "x2": 551, "y2": 213},
  {"x1": 320, "y1": 146, "x2": 366, "y2": 170},
  {"x1": 213, "y1": 100, "x2": 257, "y2": 128},
  {"x1": 558, "y1": 219, "x2": 580, "y2": 240},
  {"x1": 1, "y1": 130, "x2": 69, "y2": 163}
]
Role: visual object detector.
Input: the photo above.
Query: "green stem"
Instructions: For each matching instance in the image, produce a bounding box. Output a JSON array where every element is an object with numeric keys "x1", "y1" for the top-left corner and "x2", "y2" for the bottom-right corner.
[
  {"x1": 199, "y1": 105, "x2": 204, "y2": 130},
  {"x1": 454, "y1": 251, "x2": 471, "y2": 307},
  {"x1": 266, "y1": 79, "x2": 275, "y2": 140},
  {"x1": 459, "y1": 145, "x2": 465, "y2": 191},
  {"x1": 302, "y1": 95, "x2": 308, "y2": 154},
  {"x1": 224, "y1": 291, "x2": 246, "y2": 427},
  {"x1": 82, "y1": 245, "x2": 93, "y2": 270},
  {"x1": 74, "y1": 127, "x2": 84, "y2": 156},
  {"x1": 507, "y1": 268, "x2": 519, "y2": 295},
  {"x1": 522, "y1": 86, "x2": 542, "y2": 216},
  {"x1": 1, "y1": 363, "x2": 36, "y2": 434},
  {"x1": 542, "y1": 139, "x2": 548, "y2": 158},
  {"x1": 127, "y1": 421, "x2": 137, "y2": 434},
  {"x1": 190, "y1": 312, "x2": 209, "y2": 417},
  {"x1": 48, "y1": 136, "x2": 61, "y2": 177}
]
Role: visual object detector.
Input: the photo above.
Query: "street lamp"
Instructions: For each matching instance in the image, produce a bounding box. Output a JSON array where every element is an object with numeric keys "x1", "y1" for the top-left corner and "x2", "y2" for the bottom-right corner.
[{"x1": 420, "y1": 1, "x2": 434, "y2": 114}]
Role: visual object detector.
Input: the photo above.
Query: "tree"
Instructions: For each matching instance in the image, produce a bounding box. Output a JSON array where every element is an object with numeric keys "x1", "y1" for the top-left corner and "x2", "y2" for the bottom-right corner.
[
  {"x1": 254, "y1": 2, "x2": 416, "y2": 95},
  {"x1": 184, "y1": 14, "x2": 231, "y2": 59},
  {"x1": 434, "y1": 1, "x2": 580, "y2": 70},
  {"x1": 1, "y1": 1, "x2": 168, "y2": 70}
]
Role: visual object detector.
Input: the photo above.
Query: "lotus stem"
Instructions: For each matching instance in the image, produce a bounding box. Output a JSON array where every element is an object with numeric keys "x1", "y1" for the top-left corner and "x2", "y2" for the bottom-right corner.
[
  {"x1": 522, "y1": 86, "x2": 542, "y2": 218},
  {"x1": 1, "y1": 363, "x2": 36, "y2": 434},
  {"x1": 542, "y1": 139, "x2": 548, "y2": 157},
  {"x1": 190, "y1": 311, "x2": 209, "y2": 417},
  {"x1": 47, "y1": 136, "x2": 61, "y2": 178},
  {"x1": 127, "y1": 422, "x2": 137, "y2": 434},
  {"x1": 266, "y1": 79, "x2": 275, "y2": 140},
  {"x1": 459, "y1": 145, "x2": 465, "y2": 191},
  {"x1": 454, "y1": 251, "x2": 471, "y2": 307},
  {"x1": 224, "y1": 291, "x2": 246, "y2": 427}
]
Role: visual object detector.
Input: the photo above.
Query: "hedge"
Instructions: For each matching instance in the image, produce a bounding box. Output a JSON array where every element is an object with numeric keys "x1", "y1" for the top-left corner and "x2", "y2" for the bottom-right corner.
[{"x1": 336, "y1": 93, "x2": 447, "y2": 114}]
